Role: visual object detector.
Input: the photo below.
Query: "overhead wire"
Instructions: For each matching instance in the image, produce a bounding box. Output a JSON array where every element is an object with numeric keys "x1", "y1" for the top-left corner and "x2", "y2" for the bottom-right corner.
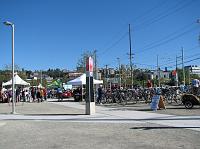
[
  {"x1": 135, "y1": 22, "x2": 194, "y2": 52},
  {"x1": 136, "y1": 26, "x2": 199, "y2": 54},
  {"x1": 98, "y1": 31, "x2": 128, "y2": 55},
  {"x1": 97, "y1": 0, "x2": 168, "y2": 56},
  {"x1": 129, "y1": 0, "x2": 169, "y2": 24},
  {"x1": 133, "y1": 0, "x2": 196, "y2": 30},
  {"x1": 98, "y1": 0, "x2": 199, "y2": 68},
  {"x1": 135, "y1": 46, "x2": 200, "y2": 69}
]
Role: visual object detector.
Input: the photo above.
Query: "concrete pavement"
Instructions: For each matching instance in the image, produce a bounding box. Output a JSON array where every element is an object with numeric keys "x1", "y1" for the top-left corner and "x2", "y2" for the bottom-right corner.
[
  {"x1": 0, "y1": 98, "x2": 200, "y2": 149},
  {"x1": 51, "y1": 99, "x2": 200, "y2": 132},
  {"x1": 0, "y1": 98, "x2": 199, "y2": 132}
]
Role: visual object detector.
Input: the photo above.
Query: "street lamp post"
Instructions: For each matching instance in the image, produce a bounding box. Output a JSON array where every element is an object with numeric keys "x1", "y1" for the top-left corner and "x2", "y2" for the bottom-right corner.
[
  {"x1": 197, "y1": 19, "x2": 200, "y2": 45},
  {"x1": 4, "y1": 21, "x2": 16, "y2": 114}
]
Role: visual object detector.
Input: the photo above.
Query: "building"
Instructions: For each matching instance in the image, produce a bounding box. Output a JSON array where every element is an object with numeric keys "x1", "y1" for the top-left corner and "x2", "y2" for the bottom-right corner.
[
  {"x1": 68, "y1": 72, "x2": 83, "y2": 80},
  {"x1": 185, "y1": 65, "x2": 200, "y2": 75},
  {"x1": 148, "y1": 69, "x2": 171, "y2": 80},
  {"x1": 29, "y1": 72, "x2": 53, "y2": 82}
]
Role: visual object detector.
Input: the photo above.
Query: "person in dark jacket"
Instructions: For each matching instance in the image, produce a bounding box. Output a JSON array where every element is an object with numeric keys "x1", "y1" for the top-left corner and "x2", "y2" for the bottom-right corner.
[{"x1": 97, "y1": 86, "x2": 103, "y2": 104}]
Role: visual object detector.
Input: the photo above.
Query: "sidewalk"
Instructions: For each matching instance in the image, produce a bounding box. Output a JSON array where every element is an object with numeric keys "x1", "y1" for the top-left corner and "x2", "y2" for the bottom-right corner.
[
  {"x1": 52, "y1": 99, "x2": 200, "y2": 132},
  {"x1": 0, "y1": 98, "x2": 200, "y2": 132}
]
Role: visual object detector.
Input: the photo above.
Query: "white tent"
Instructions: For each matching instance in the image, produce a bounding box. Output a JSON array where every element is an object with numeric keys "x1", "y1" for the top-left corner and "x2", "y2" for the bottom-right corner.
[
  {"x1": 2, "y1": 74, "x2": 30, "y2": 86},
  {"x1": 67, "y1": 73, "x2": 103, "y2": 85},
  {"x1": 37, "y1": 83, "x2": 44, "y2": 88}
]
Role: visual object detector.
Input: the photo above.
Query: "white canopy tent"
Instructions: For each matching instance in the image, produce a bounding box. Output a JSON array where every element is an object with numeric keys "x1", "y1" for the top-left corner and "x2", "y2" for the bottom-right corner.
[
  {"x1": 2, "y1": 74, "x2": 30, "y2": 87},
  {"x1": 67, "y1": 73, "x2": 103, "y2": 85}
]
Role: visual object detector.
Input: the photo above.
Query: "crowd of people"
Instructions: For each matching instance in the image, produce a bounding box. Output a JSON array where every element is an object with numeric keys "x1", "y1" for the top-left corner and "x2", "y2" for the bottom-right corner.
[
  {"x1": 0, "y1": 87, "x2": 47, "y2": 103},
  {"x1": 1, "y1": 78, "x2": 200, "y2": 105}
]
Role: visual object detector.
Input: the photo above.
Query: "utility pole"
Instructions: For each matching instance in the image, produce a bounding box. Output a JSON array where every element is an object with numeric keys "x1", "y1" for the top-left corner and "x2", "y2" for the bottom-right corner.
[
  {"x1": 182, "y1": 47, "x2": 185, "y2": 86},
  {"x1": 157, "y1": 55, "x2": 160, "y2": 87},
  {"x1": 129, "y1": 24, "x2": 133, "y2": 88},
  {"x1": 117, "y1": 58, "x2": 121, "y2": 88},
  {"x1": 176, "y1": 55, "x2": 179, "y2": 86},
  {"x1": 105, "y1": 64, "x2": 108, "y2": 89},
  {"x1": 188, "y1": 67, "x2": 191, "y2": 85},
  {"x1": 40, "y1": 70, "x2": 42, "y2": 86}
]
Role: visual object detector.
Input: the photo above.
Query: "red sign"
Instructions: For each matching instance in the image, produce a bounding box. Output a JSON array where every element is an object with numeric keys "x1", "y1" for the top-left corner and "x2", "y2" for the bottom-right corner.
[
  {"x1": 172, "y1": 70, "x2": 176, "y2": 76},
  {"x1": 86, "y1": 57, "x2": 93, "y2": 72}
]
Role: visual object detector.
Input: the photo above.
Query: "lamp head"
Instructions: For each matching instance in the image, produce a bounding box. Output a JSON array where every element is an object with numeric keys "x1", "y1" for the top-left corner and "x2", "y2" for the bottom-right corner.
[{"x1": 3, "y1": 21, "x2": 13, "y2": 26}]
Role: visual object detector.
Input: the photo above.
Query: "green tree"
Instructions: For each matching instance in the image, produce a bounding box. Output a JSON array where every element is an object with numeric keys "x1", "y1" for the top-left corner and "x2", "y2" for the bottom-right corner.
[{"x1": 76, "y1": 50, "x2": 96, "y2": 73}]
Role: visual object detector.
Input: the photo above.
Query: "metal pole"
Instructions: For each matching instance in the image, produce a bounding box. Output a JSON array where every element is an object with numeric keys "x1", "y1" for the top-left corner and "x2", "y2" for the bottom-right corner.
[
  {"x1": 129, "y1": 24, "x2": 133, "y2": 88},
  {"x1": 197, "y1": 19, "x2": 200, "y2": 45},
  {"x1": 157, "y1": 55, "x2": 160, "y2": 87},
  {"x1": 105, "y1": 65, "x2": 108, "y2": 89},
  {"x1": 117, "y1": 58, "x2": 121, "y2": 88},
  {"x1": 94, "y1": 50, "x2": 97, "y2": 80},
  {"x1": 182, "y1": 47, "x2": 185, "y2": 86},
  {"x1": 11, "y1": 24, "x2": 16, "y2": 114},
  {"x1": 176, "y1": 55, "x2": 178, "y2": 86},
  {"x1": 40, "y1": 70, "x2": 42, "y2": 86}
]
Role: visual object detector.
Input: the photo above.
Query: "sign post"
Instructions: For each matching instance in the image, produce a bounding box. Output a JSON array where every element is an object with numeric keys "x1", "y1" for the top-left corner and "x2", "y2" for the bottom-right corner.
[
  {"x1": 150, "y1": 95, "x2": 166, "y2": 111},
  {"x1": 85, "y1": 56, "x2": 95, "y2": 115}
]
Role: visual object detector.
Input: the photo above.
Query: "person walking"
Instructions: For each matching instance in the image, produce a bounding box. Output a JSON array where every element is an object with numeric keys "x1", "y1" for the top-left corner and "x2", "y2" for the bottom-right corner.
[{"x1": 57, "y1": 87, "x2": 63, "y2": 101}]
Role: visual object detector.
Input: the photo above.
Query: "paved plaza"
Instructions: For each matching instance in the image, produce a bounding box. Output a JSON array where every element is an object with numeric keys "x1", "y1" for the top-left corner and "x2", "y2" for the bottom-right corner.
[{"x1": 0, "y1": 98, "x2": 200, "y2": 149}]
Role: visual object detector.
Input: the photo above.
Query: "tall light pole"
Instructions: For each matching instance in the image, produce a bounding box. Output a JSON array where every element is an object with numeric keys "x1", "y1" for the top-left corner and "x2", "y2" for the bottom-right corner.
[
  {"x1": 117, "y1": 58, "x2": 121, "y2": 88},
  {"x1": 182, "y1": 47, "x2": 185, "y2": 86},
  {"x1": 197, "y1": 19, "x2": 200, "y2": 45},
  {"x1": 176, "y1": 55, "x2": 179, "y2": 86},
  {"x1": 4, "y1": 21, "x2": 16, "y2": 114},
  {"x1": 157, "y1": 55, "x2": 160, "y2": 87},
  {"x1": 129, "y1": 24, "x2": 133, "y2": 88}
]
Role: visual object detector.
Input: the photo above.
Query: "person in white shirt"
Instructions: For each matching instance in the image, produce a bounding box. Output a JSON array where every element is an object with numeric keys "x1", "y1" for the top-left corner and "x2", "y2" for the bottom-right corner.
[{"x1": 192, "y1": 79, "x2": 200, "y2": 95}]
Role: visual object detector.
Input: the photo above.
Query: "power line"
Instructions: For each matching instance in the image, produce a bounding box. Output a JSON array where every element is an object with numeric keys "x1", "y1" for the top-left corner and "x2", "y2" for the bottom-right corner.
[
  {"x1": 136, "y1": 26, "x2": 199, "y2": 54},
  {"x1": 97, "y1": 0, "x2": 198, "y2": 69},
  {"x1": 132, "y1": 46, "x2": 200, "y2": 69},
  {"x1": 134, "y1": 0, "x2": 196, "y2": 30},
  {"x1": 98, "y1": 0, "x2": 193, "y2": 57},
  {"x1": 129, "y1": 0, "x2": 168, "y2": 24},
  {"x1": 98, "y1": 0, "x2": 197, "y2": 58},
  {"x1": 98, "y1": 31, "x2": 128, "y2": 55},
  {"x1": 136, "y1": 22, "x2": 194, "y2": 51},
  {"x1": 163, "y1": 56, "x2": 200, "y2": 68},
  {"x1": 99, "y1": 26, "x2": 127, "y2": 52}
]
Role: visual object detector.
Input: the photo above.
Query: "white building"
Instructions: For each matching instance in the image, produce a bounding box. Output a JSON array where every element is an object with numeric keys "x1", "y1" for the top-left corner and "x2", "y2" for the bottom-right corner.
[
  {"x1": 185, "y1": 65, "x2": 200, "y2": 75},
  {"x1": 151, "y1": 69, "x2": 171, "y2": 80}
]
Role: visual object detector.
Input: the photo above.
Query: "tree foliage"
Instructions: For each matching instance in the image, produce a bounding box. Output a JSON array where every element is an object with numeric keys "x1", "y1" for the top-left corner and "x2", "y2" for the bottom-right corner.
[{"x1": 76, "y1": 50, "x2": 96, "y2": 72}]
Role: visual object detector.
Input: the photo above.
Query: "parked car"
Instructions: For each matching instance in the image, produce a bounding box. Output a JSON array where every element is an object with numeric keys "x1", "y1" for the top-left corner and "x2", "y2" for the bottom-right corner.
[
  {"x1": 181, "y1": 94, "x2": 200, "y2": 109},
  {"x1": 62, "y1": 90, "x2": 72, "y2": 98}
]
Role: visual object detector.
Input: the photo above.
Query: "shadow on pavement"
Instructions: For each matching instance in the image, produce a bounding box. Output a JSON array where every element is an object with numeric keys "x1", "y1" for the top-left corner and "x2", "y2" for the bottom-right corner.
[
  {"x1": 23, "y1": 113, "x2": 86, "y2": 116},
  {"x1": 49, "y1": 100, "x2": 76, "y2": 102},
  {"x1": 130, "y1": 126, "x2": 200, "y2": 130}
]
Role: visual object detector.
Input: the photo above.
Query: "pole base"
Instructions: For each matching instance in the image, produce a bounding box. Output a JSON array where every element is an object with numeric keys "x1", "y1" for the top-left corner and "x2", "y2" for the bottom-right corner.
[
  {"x1": 10, "y1": 111, "x2": 17, "y2": 114},
  {"x1": 85, "y1": 102, "x2": 95, "y2": 115}
]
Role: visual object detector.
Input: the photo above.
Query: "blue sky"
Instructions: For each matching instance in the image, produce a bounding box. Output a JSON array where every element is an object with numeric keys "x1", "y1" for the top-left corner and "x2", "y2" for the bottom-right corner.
[{"x1": 0, "y1": 0, "x2": 200, "y2": 71}]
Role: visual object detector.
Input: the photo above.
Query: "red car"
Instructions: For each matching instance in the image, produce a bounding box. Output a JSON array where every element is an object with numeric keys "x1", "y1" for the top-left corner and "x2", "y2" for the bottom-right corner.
[{"x1": 62, "y1": 90, "x2": 72, "y2": 98}]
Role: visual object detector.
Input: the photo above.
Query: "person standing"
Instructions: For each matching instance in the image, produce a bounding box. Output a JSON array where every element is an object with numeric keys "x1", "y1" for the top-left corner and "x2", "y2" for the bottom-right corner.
[
  {"x1": 97, "y1": 85, "x2": 103, "y2": 104},
  {"x1": 147, "y1": 80, "x2": 153, "y2": 88},
  {"x1": 40, "y1": 89, "x2": 44, "y2": 102},
  {"x1": 192, "y1": 79, "x2": 200, "y2": 95},
  {"x1": 43, "y1": 88, "x2": 47, "y2": 100},
  {"x1": 16, "y1": 87, "x2": 21, "y2": 102}
]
